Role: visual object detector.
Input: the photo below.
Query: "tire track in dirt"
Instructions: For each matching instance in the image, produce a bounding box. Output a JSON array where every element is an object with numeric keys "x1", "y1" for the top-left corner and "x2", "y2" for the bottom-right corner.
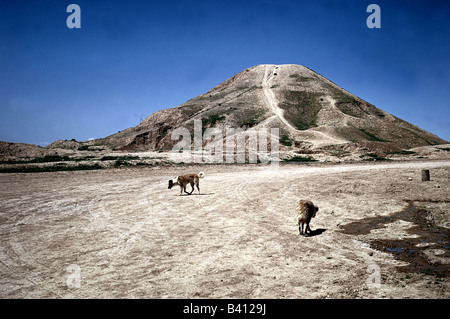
[
  {"x1": 153, "y1": 172, "x2": 294, "y2": 297},
  {"x1": 1, "y1": 162, "x2": 449, "y2": 298},
  {"x1": 1, "y1": 198, "x2": 74, "y2": 298},
  {"x1": 203, "y1": 161, "x2": 450, "y2": 297}
]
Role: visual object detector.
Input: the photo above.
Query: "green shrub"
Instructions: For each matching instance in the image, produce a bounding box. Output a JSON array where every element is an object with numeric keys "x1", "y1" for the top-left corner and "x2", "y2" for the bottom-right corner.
[
  {"x1": 203, "y1": 114, "x2": 226, "y2": 126},
  {"x1": 0, "y1": 163, "x2": 103, "y2": 173},
  {"x1": 388, "y1": 150, "x2": 416, "y2": 155},
  {"x1": 114, "y1": 159, "x2": 132, "y2": 167},
  {"x1": 30, "y1": 155, "x2": 71, "y2": 163},
  {"x1": 284, "y1": 155, "x2": 317, "y2": 162},
  {"x1": 360, "y1": 153, "x2": 390, "y2": 161},
  {"x1": 279, "y1": 134, "x2": 293, "y2": 146},
  {"x1": 359, "y1": 129, "x2": 387, "y2": 142},
  {"x1": 100, "y1": 156, "x2": 139, "y2": 161}
]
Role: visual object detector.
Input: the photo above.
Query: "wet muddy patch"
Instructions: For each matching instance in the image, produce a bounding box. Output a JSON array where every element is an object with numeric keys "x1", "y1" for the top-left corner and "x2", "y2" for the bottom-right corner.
[{"x1": 340, "y1": 201, "x2": 450, "y2": 277}]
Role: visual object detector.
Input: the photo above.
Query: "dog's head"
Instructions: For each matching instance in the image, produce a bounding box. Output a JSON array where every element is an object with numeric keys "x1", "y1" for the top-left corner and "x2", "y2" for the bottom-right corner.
[
  {"x1": 168, "y1": 176, "x2": 178, "y2": 189},
  {"x1": 312, "y1": 205, "x2": 319, "y2": 218}
]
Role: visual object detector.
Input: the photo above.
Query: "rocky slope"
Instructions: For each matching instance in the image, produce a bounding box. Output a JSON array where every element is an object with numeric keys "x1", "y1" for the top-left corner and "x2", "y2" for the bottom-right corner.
[{"x1": 77, "y1": 64, "x2": 446, "y2": 153}]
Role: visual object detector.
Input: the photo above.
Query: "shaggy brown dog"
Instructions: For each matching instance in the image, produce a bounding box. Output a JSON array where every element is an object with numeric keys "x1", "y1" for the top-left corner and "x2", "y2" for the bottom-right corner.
[
  {"x1": 297, "y1": 200, "x2": 318, "y2": 236},
  {"x1": 168, "y1": 172, "x2": 205, "y2": 195}
]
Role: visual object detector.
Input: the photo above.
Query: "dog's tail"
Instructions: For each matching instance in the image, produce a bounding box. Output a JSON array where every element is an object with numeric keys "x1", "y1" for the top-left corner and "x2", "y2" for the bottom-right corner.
[{"x1": 198, "y1": 171, "x2": 205, "y2": 179}]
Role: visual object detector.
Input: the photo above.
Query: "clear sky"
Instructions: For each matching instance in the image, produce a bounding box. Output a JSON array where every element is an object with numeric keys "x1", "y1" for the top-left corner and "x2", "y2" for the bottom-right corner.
[{"x1": 1, "y1": 0, "x2": 449, "y2": 146}]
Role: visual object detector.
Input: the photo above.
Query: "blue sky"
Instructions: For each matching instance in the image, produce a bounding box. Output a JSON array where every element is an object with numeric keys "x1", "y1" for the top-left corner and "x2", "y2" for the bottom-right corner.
[{"x1": 1, "y1": 0, "x2": 449, "y2": 146}]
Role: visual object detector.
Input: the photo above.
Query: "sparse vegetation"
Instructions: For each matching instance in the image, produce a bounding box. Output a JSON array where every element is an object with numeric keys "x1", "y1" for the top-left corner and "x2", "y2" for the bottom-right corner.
[
  {"x1": 388, "y1": 150, "x2": 417, "y2": 155},
  {"x1": 78, "y1": 145, "x2": 104, "y2": 151},
  {"x1": 31, "y1": 155, "x2": 71, "y2": 163},
  {"x1": 278, "y1": 90, "x2": 322, "y2": 130},
  {"x1": 0, "y1": 163, "x2": 103, "y2": 173},
  {"x1": 78, "y1": 145, "x2": 90, "y2": 151},
  {"x1": 329, "y1": 150, "x2": 351, "y2": 158},
  {"x1": 0, "y1": 155, "x2": 103, "y2": 165},
  {"x1": 359, "y1": 129, "x2": 387, "y2": 142},
  {"x1": 279, "y1": 134, "x2": 293, "y2": 146},
  {"x1": 360, "y1": 153, "x2": 390, "y2": 161},
  {"x1": 181, "y1": 103, "x2": 204, "y2": 117},
  {"x1": 289, "y1": 74, "x2": 312, "y2": 82},
  {"x1": 0, "y1": 152, "x2": 182, "y2": 173},
  {"x1": 284, "y1": 155, "x2": 317, "y2": 162},
  {"x1": 100, "y1": 155, "x2": 139, "y2": 161},
  {"x1": 232, "y1": 108, "x2": 266, "y2": 129},
  {"x1": 199, "y1": 85, "x2": 260, "y2": 104},
  {"x1": 135, "y1": 162, "x2": 153, "y2": 166},
  {"x1": 375, "y1": 109, "x2": 386, "y2": 118},
  {"x1": 202, "y1": 114, "x2": 226, "y2": 127},
  {"x1": 114, "y1": 159, "x2": 132, "y2": 167},
  {"x1": 324, "y1": 84, "x2": 377, "y2": 119},
  {"x1": 0, "y1": 155, "x2": 71, "y2": 164}
]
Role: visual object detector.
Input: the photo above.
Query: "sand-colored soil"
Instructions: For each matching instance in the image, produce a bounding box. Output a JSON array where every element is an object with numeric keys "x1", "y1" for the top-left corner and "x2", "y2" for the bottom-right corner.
[{"x1": 0, "y1": 160, "x2": 449, "y2": 298}]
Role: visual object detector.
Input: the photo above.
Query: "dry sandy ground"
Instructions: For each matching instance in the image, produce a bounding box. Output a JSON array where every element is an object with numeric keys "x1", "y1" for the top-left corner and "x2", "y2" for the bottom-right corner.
[{"x1": 0, "y1": 160, "x2": 449, "y2": 299}]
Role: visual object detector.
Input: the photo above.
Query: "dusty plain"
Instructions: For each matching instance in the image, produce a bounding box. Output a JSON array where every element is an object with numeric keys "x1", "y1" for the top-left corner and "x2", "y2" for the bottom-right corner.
[{"x1": 0, "y1": 159, "x2": 449, "y2": 299}]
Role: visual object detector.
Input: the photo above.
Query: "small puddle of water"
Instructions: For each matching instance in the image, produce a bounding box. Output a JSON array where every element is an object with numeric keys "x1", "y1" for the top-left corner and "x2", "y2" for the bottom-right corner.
[{"x1": 340, "y1": 201, "x2": 450, "y2": 277}]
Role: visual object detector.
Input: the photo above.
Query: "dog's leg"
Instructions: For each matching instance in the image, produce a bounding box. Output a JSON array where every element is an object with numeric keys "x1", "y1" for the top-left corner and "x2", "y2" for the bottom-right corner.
[
  {"x1": 179, "y1": 182, "x2": 183, "y2": 195},
  {"x1": 196, "y1": 182, "x2": 200, "y2": 194},
  {"x1": 189, "y1": 181, "x2": 195, "y2": 195},
  {"x1": 299, "y1": 222, "x2": 304, "y2": 235},
  {"x1": 306, "y1": 222, "x2": 312, "y2": 234}
]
